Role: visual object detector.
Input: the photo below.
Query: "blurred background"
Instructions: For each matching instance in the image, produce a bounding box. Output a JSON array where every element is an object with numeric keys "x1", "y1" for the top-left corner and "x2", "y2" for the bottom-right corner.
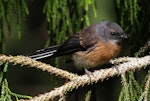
[{"x1": 0, "y1": 0, "x2": 149, "y2": 101}]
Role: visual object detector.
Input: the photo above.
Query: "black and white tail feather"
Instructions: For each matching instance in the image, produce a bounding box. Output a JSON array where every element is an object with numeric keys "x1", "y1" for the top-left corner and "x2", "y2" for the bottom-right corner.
[
  {"x1": 29, "y1": 45, "x2": 60, "y2": 60},
  {"x1": 29, "y1": 35, "x2": 85, "y2": 60}
]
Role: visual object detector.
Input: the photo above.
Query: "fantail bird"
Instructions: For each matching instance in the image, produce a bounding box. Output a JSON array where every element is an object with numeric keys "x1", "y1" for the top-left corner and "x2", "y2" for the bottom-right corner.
[{"x1": 29, "y1": 21, "x2": 128, "y2": 71}]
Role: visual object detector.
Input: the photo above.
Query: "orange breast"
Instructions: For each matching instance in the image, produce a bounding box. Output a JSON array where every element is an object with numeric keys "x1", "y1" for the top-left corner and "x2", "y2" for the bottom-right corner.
[{"x1": 72, "y1": 42, "x2": 121, "y2": 69}]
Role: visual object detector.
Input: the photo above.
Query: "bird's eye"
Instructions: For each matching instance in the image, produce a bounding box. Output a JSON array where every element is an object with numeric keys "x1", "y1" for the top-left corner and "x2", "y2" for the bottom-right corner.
[{"x1": 111, "y1": 32, "x2": 115, "y2": 35}]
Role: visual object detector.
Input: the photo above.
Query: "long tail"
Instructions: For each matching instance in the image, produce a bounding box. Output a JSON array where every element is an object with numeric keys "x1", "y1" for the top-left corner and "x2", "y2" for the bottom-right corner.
[
  {"x1": 28, "y1": 45, "x2": 60, "y2": 60},
  {"x1": 29, "y1": 35, "x2": 84, "y2": 60}
]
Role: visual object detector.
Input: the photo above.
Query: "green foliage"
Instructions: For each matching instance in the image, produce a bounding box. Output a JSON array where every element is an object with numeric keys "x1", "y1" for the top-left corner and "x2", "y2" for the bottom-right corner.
[
  {"x1": 0, "y1": 0, "x2": 29, "y2": 36},
  {"x1": 0, "y1": 0, "x2": 29, "y2": 52},
  {"x1": 0, "y1": 62, "x2": 31, "y2": 101},
  {"x1": 115, "y1": 0, "x2": 150, "y2": 55},
  {"x1": 43, "y1": 0, "x2": 96, "y2": 46},
  {"x1": 0, "y1": 0, "x2": 97, "y2": 100},
  {"x1": 115, "y1": 1, "x2": 150, "y2": 99},
  {"x1": 118, "y1": 72, "x2": 147, "y2": 101},
  {"x1": 0, "y1": 0, "x2": 97, "y2": 51},
  {"x1": 0, "y1": 79, "x2": 31, "y2": 101},
  {"x1": 85, "y1": 90, "x2": 92, "y2": 101}
]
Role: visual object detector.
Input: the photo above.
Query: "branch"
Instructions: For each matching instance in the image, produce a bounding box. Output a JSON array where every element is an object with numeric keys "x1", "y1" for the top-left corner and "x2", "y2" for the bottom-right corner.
[
  {"x1": 0, "y1": 55, "x2": 78, "y2": 80},
  {"x1": 21, "y1": 56, "x2": 149, "y2": 101},
  {"x1": 144, "y1": 74, "x2": 150, "y2": 101},
  {"x1": 0, "y1": 55, "x2": 149, "y2": 101},
  {"x1": 138, "y1": 70, "x2": 150, "y2": 101}
]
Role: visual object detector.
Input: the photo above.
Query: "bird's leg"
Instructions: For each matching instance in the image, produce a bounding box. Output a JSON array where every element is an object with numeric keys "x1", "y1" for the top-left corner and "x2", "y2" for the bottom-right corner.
[
  {"x1": 84, "y1": 68, "x2": 92, "y2": 76},
  {"x1": 84, "y1": 68, "x2": 94, "y2": 82}
]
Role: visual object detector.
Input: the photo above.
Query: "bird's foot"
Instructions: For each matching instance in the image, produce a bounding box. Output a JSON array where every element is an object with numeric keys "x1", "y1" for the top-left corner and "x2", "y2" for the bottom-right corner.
[{"x1": 84, "y1": 68, "x2": 94, "y2": 83}]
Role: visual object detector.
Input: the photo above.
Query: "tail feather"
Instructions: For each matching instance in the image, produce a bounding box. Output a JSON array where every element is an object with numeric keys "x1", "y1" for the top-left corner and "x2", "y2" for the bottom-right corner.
[
  {"x1": 28, "y1": 45, "x2": 60, "y2": 60},
  {"x1": 35, "y1": 45, "x2": 60, "y2": 53},
  {"x1": 29, "y1": 35, "x2": 85, "y2": 60},
  {"x1": 29, "y1": 50, "x2": 57, "y2": 60}
]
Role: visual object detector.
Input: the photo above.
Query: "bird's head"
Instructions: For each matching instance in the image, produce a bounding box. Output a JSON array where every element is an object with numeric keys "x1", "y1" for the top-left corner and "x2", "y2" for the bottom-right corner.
[{"x1": 98, "y1": 21, "x2": 128, "y2": 45}]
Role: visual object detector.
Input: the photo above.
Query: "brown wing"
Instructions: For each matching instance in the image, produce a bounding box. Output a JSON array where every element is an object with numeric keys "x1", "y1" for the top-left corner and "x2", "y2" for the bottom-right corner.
[
  {"x1": 78, "y1": 24, "x2": 101, "y2": 49},
  {"x1": 29, "y1": 24, "x2": 101, "y2": 59},
  {"x1": 52, "y1": 34, "x2": 85, "y2": 57},
  {"x1": 55, "y1": 24, "x2": 101, "y2": 56}
]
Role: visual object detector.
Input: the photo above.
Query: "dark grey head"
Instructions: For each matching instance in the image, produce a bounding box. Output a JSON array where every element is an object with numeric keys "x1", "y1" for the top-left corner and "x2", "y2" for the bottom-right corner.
[{"x1": 97, "y1": 21, "x2": 128, "y2": 45}]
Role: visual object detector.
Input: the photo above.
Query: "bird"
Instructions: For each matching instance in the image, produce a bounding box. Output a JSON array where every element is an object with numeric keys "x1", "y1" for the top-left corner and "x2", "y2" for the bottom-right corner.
[{"x1": 29, "y1": 21, "x2": 128, "y2": 71}]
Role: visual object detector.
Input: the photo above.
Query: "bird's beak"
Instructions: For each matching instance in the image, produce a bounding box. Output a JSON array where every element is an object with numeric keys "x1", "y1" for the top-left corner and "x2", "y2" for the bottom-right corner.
[{"x1": 120, "y1": 33, "x2": 128, "y2": 39}]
